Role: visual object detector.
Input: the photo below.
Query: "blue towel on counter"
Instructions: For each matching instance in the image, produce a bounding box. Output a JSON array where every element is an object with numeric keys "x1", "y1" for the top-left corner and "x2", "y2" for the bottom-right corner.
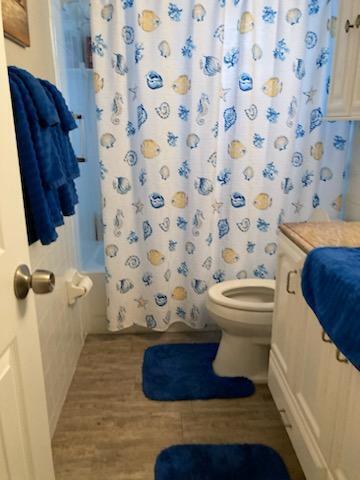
[
  {"x1": 8, "y1": 66, "x2": 79, "y2": 245},
  {"x1": 301, "y1": 247, "x2": 360, "y2": 370}
]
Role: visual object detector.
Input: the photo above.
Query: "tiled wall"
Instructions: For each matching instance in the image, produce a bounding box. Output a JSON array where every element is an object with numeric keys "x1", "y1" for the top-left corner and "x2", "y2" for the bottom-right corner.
[{"x1": 29, "y1": 218, "x2": 84, "y2": 436}]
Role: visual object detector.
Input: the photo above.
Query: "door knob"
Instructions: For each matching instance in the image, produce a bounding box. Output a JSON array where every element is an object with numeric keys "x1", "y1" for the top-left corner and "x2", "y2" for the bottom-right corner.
[{"x1": 14, "y1": 264, "x2": 55, "y2": 299}]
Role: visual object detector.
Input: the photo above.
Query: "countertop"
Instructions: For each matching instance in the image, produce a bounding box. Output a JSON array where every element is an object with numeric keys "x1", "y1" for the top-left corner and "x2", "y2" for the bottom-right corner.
[{"x1": 279, "y1": 221, "x2": 360, "y2": 253}]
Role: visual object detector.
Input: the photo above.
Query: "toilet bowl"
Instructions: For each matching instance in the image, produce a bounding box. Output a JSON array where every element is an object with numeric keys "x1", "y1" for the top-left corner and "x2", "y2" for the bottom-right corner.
[{"x1": 206, "y1": 279, "x2": 275, "y2": 383}]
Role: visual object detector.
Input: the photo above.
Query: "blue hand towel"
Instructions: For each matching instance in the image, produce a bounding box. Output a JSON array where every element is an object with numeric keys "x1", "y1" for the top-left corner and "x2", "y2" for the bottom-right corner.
[{"x1": 301, "y1": 247, "x2": 360, "y2": 370}]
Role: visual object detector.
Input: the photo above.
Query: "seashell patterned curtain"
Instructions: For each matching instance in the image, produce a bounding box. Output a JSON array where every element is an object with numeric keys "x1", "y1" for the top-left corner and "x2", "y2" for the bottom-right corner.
[{"x1": 91, "y1": 0, "x2": 351, "y2": 331}]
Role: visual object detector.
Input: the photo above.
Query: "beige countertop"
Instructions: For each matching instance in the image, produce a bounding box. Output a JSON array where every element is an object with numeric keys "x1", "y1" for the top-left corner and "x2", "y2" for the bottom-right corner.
[{"x1": 279, "y1": 221, "x2": 360, "y2": 253}]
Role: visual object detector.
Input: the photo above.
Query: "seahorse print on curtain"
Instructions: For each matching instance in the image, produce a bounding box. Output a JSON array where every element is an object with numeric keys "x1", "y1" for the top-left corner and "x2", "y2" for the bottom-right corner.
[{"x1": 91, "y1": 0, "x2": 351, "y2": 331}]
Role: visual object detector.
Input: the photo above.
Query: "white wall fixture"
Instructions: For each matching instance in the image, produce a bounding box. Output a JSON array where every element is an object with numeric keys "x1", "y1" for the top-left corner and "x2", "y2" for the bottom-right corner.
[{"x1": 66, "y1": 269, "x2": 93, "y2": 305}]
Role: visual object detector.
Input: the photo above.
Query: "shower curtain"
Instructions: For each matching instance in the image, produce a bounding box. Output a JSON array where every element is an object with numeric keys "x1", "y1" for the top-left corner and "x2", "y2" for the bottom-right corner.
[{"x1": 91, "y1": 0, "x2": 351, "y2": 331}]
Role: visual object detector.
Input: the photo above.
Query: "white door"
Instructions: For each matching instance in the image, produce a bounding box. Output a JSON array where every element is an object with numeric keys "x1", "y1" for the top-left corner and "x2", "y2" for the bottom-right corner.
[{"x1": 0, "y1": 9, "x2": 55, "y2": 480}]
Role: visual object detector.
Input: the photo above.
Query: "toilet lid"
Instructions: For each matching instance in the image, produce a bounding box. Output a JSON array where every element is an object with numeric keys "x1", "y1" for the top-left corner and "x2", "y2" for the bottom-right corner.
[{"x1": 208, "y1": 279, "x2": 275, "y2": 312}]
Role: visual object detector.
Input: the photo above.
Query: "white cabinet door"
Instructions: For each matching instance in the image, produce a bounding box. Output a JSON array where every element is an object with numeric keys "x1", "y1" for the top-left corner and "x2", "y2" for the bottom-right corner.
[
  {"x1": 330, "y1": 367, "x2": 360, "y2": 480},
  {"x1": 327, "y1": 1, "x2": 359, "y2": 119},
  {"x1": 271, "y1": 234, "x2": 306, "y2": 388},
  {"x1": 292, "y1": 306, "x2": 345, "y2": 463},
  {"x1": 0, "y1": 8, "x2": 55, "y2": 480}
]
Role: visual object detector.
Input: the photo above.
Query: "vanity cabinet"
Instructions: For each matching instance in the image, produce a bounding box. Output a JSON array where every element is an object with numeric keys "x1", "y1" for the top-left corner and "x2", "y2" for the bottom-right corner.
[
  {"x1": 329, "y1": 368, "x2": 360, "y2": 480},
  {"x1": 327, "y1": 0, "x2": 360, "y2": 119},
  {"x1": 269, "y1": 232, "x2": 360, "y2": 480}
]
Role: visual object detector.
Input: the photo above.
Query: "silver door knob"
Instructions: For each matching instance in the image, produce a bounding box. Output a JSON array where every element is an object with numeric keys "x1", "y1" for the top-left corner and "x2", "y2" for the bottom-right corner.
[{"x1": 14, "y1": 264, "x2": 55, "y2": 299}]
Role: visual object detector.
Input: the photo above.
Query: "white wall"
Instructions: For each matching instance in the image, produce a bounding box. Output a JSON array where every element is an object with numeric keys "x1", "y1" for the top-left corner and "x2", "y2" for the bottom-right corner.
[
  {"x1": 5, "y1": 0, "x2": 84, "y2": 436},
  {"x1": 5, "y1": 0, "x2": 55, "y2": 81},
  {"x1": 30, "y1": 218, "x2": 84, "y2": 435}
]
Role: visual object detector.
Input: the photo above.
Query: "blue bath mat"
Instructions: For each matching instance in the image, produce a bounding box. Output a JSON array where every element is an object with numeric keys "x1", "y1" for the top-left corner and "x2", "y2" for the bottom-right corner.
[
  {"x1": 155, "y1": 444, "x2": 290, "y2": 480},
  {"x1": 142, "y1": 343, "x2": 254, "y2": 401}
]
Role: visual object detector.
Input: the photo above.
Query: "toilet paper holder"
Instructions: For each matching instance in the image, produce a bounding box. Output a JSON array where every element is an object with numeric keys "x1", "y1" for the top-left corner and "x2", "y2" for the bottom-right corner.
[{"x1": 66, "y1": 270, "x2": 93, "y2": 305}]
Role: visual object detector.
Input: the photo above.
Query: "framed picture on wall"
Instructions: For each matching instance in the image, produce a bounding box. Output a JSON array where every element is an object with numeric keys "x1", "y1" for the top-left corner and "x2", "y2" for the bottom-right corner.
[{"x1": 2, "y1": 0, "x2": 30, "y2": 47}]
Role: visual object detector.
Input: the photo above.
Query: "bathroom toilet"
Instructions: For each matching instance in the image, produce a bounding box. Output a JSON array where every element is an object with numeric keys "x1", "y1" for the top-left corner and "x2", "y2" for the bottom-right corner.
[{"x1": 206, "y1": 279, "x2": 276, "y2": 383}]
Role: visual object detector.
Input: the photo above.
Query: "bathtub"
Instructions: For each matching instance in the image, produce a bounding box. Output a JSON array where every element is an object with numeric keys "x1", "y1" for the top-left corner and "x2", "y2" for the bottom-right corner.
[
  {"x1": 80, "y1": 242, "x2": 108, "y2": 333},
  {"x1": 83, "y1": 242, "x2": 104, "y2": 272}
]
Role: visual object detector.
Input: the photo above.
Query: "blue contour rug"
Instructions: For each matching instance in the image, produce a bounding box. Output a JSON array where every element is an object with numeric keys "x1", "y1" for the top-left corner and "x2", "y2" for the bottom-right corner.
[
  {"x1": 142, "y1": 343, "x2": 254, "y2": 401},
  {"x1": 155, "y1": 444, "x2": 290, "y2": 480}
]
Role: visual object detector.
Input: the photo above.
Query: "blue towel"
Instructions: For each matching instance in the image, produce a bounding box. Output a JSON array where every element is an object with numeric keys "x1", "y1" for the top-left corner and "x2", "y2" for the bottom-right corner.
[
  {"x1": 8, "y1": 66, "x2": 59, "y2": 127},
  {"x1": 40, "y1": 79, "x2": 77, "y2": 132},
  {"x1": 9, "y1": 72, "x2": 66, "y2": 191},
  {"x1": 39, "y1": 80, "x2": 80, "y2": 216},
  {"x1": 9, "y1": 78, "x2": 59, "y2": 244},
  {"x1": 301, "y1": 247, "x2": 360, "y2": 370},
  {"x1": 8, "y1": 67, "x2": 79, "y2": 245},
  {"x1": 40, "y1": 79, "x2": 80, "y2": 181}
]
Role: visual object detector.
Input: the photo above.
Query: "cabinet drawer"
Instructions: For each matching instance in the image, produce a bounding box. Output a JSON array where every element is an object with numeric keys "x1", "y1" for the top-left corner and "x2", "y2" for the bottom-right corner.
[{"x1": 268, "y1": 352, "x2": 329, "y2": 480}]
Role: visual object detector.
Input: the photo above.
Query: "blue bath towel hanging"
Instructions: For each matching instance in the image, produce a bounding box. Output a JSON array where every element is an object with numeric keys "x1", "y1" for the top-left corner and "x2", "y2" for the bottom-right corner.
[
  {"x1": 9, "y1": 71, "x2": 66, "y2": 192},
  {"x1": 8, "y1": 66, "x2": 79, "y2": 245},
  {"x1": 9, "y1": 78, "x2": 59, "y2": 244},
  {"x1": 8, "y1": 66, "x2": 59, "y2": 127}
]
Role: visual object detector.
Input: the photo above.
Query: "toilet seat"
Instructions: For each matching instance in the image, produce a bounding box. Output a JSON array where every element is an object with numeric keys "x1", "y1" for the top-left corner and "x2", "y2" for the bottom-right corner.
[{"x1": 208, "y1": 279, "x2": 275, "y2": 312}]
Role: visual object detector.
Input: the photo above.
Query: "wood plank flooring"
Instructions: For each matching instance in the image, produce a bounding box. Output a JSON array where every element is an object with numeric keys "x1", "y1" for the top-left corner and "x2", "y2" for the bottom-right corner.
[{"x1": 52, "y1": 332, "x2": 305, "y2": 480}]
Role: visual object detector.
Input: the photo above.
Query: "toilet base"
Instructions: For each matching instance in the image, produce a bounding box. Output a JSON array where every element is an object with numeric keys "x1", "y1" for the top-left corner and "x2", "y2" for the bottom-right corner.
[{"x1": 213, "y1": 330, "x2": 270, "y2": 383}]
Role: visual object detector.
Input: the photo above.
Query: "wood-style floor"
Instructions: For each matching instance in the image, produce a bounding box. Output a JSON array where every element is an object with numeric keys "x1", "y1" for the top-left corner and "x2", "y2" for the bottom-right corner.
[{"x1": 52, "y1": 332, "x2": 305, "y2": 480}]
